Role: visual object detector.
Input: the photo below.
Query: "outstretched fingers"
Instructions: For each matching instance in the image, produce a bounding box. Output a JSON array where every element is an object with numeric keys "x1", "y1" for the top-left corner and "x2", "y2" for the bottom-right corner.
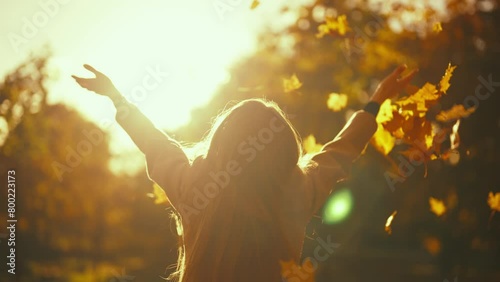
[
  {"x1": 397, "y1": 68, "x2": 419, "y2": 86},
  {"x1": 72, "y1": 75, "x2": 93, "y2": 90},
  {"x1": 83, "y1": 64, "x2": 102, "y2": 77},
  {"x1": 391, "y1": 64, "x2": 408, "y2": 78},
  {"x1": 71, "y1": 75, "x2": 87, "y2": 84}
]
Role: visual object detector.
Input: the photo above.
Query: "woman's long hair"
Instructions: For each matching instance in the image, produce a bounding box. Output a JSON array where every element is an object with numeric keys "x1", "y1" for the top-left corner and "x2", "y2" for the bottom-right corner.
[{"x1": 169, "y1": 98, "x2": 306, "y2": 281}]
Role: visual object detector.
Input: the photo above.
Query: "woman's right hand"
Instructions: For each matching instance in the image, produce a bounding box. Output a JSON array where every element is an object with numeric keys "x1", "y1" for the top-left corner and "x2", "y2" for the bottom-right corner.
[
  {"x1": 72, "y1": 64, "x2": 120, "y2": 100},
  {"x1": 370, "y1": 65, "x2": 418, "y2": 104}
]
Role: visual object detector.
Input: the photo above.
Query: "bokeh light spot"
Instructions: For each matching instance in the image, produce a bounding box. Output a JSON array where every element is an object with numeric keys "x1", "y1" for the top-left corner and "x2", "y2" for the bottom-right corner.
[{"x1": 323, "y1": 188, "x2": 353, "y2": 224}]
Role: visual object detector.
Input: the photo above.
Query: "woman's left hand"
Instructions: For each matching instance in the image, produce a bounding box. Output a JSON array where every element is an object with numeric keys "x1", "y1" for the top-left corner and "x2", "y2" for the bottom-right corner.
[{"x1": 370, "y1": 65, "x2": 419, "y2": 104}]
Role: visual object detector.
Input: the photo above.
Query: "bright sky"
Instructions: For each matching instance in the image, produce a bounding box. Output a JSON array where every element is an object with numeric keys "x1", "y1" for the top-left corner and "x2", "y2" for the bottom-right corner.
[{"x1": 0, "y1": 0, "x2": 309, "y2": 172}]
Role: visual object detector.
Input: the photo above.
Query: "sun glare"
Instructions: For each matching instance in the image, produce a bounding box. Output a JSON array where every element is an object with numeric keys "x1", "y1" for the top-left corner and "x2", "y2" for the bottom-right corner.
[
  {"x1": 43, "y1": 0, "x2": 262, "y2": 163},
  {"x1": 34, "y1": 0, "x2": 261, "y2": 174},
  {"x1": 5, "y1": 0, "x2": 308, "y2": 174},
  {"x1": 81, "y1": 2, "x2": 248, "y2": 131}
]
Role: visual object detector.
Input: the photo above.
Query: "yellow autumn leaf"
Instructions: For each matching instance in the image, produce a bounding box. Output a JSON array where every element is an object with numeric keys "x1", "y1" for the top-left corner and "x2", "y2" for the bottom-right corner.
[
  {"x1": 385, "y1": 210, "x2": 397, "y2": 235},
  {"x1": 283, "y1": 74, "x2": 302, "y2": 93},
  {"x1": 450, "y1": 120, "x2": 461, "y2": 150},
  {"x1": 429, "y1": 197, "x2": 446, "y2": 216},
  {"x1": 316, "y1": 14, "x2": 349, "y2": 38},
  {"x1": 436, "y1": 104, "x2": 476, "y2": 122},
  {"x1": 487, "y1": 192, "x2": 500, "y2": 212},
  {"x1": 396, "y1": 82, "x2": 439, "y2": 112},
  {"x1": 433, "y1": 22, "x2": 443, "y2": 33},
  {"x1": 303, "y1": 134, "x2": 323, "y2": 154},
  {"x1": 327, "y1": 93, "x2": 348, "y2": 112},
  {"x1": 148, "y1": 183, "x2": 169, "y2": 205},
  {"x1": 250, "y1": 0, "x2": 259, "y2": 9},
  {"x1": 372, "y1": 65, "x2": 471, "y2": 166},
  {"x1": 425, "y1": 132, "x2": 434, "y2": 150},
  {"x1": 371, "y1": 125, "x2": 395, "y2": 155},
  {"x1": 376, "y1": 99, "x2": 394, "y2": 124},
  {"x1": 281, "y1": 258, "x2": 315, "y2": 282},
  {"x1": 439, "y1": 63, "x2": 457, "y2": 94},
  {"x1": 371, "y1": 99, "x2": 396, "y2": 155}
]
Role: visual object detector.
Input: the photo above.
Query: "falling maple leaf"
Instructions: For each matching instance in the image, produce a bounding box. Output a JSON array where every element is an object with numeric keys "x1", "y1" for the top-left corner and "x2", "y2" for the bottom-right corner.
[
  {"x1": 429, "y1": 197, "x2": 446, "y2": 216},
  {"x1": 487, "y1": 192, "x2": 500, "y2": 212},
  {"x1": 327, "y1": 93, "x2": 348, "y2": 112},
  {"x1": 303, "y1": 134, "x2": 323, "y2": 154},
  {"x1": 370, "y1": 63, "x2": 470, "y2": 173},
  {"x1": 449, "y1": 120, "x2": 461, "y2": 150},
  {"x1": 436, "y1": 104, "x2": 476, "y2": 122},
  {"x1": 371, "y1": 125, "x2": 396, "y2": 156},
  {"x1": 395, "y1": 82, "x2": 440, "y2": 112},
  {"x1": 377, "y1": 99, "x2": 395, "y2": 124},
  {"x1": 438, "y1": 63, "x2": 457, "y2": 94},
  {"x1": 281, "y1": 258, "x2": 315, "y2": 282},
  {"x1": 433, "y1": 22, "x2": 443, "y2": 33},
  {"x1": 385, "y1": 210, "x2": 398, "y2": 235},
  {"x1": 283, "y1": 74, "x2": 302, "y2": 93},
  {"x1": 316, "y1": 14, "x2": 349, "y2": 38},
  {"x1": 370, "y1": 100, "x2": 396, "y2": 155},
  {"x1": 250, "y1": 0, "x2": 260, "y2": 9},
  {"x1": 147, "y1": 183, "x2": 169, "y2": 205}
]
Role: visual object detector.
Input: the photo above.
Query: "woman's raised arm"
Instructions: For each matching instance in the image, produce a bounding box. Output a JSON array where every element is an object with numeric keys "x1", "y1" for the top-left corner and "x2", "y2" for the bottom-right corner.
[
  {"x1": 72, "y1": 65, "x2": 190, "y2": 207},
  {"x1": 72, "y1": 64, "x2": 169, "y2": 151},
  {"x1": 303, "y1": 65, "x2": 418, "y2": 215}
]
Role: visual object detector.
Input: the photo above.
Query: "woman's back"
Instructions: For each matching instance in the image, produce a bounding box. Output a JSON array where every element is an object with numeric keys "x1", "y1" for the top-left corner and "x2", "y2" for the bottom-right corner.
[
  {"x1": 180, "y1": 160, "x2": 309, "y2": 282},
  {"x1": 113, "y1": 99, "x2": 378, "y2": 281},
  {"x1": 72, "y1": 63, "x2": 416, "y2": 281}
]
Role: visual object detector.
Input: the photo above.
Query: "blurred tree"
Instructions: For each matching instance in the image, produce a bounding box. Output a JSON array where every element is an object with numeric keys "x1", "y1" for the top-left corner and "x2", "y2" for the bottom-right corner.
[{"x1": 0, "y1": 55, "x2": 178, "y2": 281}]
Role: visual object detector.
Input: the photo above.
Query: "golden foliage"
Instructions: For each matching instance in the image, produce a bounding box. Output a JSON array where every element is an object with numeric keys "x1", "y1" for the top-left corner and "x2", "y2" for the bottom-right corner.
[
  {"x1": 370, "y1": 64, "x2": 472, "y2": 169},
  {"x1": 371, "y1": 99, "x2": 396, "y2": 155},
  {"x1": 281, "y1": 258, "x2": 315, "y2": 282},
  {"x1": 385, "y1": 210, "x2": 398, "y2": 235},
  {"x1": 429, "y1": 197, "x2": 446, "y2": 216},
  {"x1": 283, "y1": 74, "x2": 303, "y2": 93},
  {"x1": 395, "y1": 82, "x2": 439, "y2": 112},
  {"x1": 487, "y1": 192, "x2": 500, "y2": 212},
  {"x1": 436, "y1": 104, "x2": 475, "y2": 122},
  {"x1": 439, "y1": 63, "x2": 457, "y2": 93},
  {"x1": 449, "y1": 120, "x2": 461, "y2": 150},
  {"x1": 326, "y1": 93, "x2": 348, "y2": 112},
  {"x1": 433, "y1": 22, "x2": 443, "y2": 33},
  {"x1": 316, "y1": 15, "x2": 349, "y2": 38},
  {"x1": 250, "y1": 0, "x2": 260, "y2": 10},
  {"x1": 376, "y1": 99, "x2": 396, "y2": 124},
  {"x1": 372, "y1": 124, "x2": 396, "y2": 156},
  {"x1": 303, "y1": 134, "x2": 323, "y2": 154}
]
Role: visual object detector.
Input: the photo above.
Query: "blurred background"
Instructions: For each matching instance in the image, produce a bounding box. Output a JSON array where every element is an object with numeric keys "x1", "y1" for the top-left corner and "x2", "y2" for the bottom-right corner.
[{"x1": 1, "y1": 0, "x2": 499, "y2": 281}]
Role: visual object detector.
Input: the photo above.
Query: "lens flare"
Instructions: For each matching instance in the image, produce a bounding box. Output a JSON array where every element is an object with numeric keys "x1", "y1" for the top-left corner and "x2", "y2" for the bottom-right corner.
[{"x1": 323, "y1": 188, "x2": 353, "y2": 224}]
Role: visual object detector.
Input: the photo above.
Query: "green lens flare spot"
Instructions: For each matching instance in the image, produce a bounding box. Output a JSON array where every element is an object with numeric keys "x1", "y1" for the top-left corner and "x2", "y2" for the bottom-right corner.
[{"x1": 323, "y1": 188, "x2": 353, "y2": 224}]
